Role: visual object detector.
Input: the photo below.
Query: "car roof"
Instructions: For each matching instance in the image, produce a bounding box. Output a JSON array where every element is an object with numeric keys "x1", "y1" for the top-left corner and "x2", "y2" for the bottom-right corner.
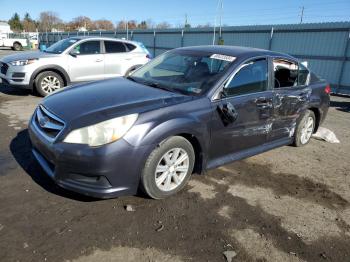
[
  {"x1": 68, "y1": 36, "x2": 139, "y2": 45},
  {"x1": 175, "y1": 45, "x2": 296, "y2": 61}
]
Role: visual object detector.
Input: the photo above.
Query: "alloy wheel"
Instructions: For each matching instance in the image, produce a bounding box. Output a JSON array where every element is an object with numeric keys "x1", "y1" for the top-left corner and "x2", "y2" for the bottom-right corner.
[
  {"x1": 300, "y1": 116, "x2": 314, "y2": 144},
  {"x1": 41, "y1": 76, "x2": 61, "y2": 93},
  {"x1": 155, "y1": 148, "x2": 189, "y2": 192}
]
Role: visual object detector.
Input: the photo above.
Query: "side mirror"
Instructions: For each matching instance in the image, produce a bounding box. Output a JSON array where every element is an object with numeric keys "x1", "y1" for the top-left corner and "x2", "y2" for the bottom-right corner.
[
  {"x1": 69, "y1": 49, "x2": 80, "y2": 57},
  {"x1": 220, "y1": 88, "x2": 228, "y2": 98}
]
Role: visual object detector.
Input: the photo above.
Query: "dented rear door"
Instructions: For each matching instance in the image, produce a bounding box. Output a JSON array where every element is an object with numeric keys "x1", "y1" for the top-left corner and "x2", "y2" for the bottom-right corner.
[{"x1": 270, "y1": 86, "x2": 311, "y2": 141}]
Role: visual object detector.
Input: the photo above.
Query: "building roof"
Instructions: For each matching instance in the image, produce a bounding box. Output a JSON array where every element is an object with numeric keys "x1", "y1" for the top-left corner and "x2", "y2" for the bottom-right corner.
[{"x1": 0, "y1": 21, "x2": 10, "y2": 26}]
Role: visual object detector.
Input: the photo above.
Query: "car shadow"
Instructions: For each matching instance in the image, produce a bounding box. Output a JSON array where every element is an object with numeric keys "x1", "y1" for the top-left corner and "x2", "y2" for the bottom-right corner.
[
  {"x1": 9, "y1": 129, "x2": 99, "y2": 202},
  {"x1": 0, "y1": 83, "x2": 33, "y2": 96},
  {"x1": 330, "y1": 99, "x2": 350, "y2": 113}
]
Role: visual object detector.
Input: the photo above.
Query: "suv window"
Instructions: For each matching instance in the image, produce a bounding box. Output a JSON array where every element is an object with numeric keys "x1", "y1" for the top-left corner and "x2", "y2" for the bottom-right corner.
[
  {"x1": 274, "y1": 59, "x2": 298, "y2": 88},
  {"x1": 73, "y1": 41, "x2": 101, "y2": 55},
  {"x1": 125, "y1": 43, "x2": 136, "y2": 51},
  {"x1": 298, "y1": 63, "x2": 310, "y2": 86},
  {"x1": 224, "y1": 58, "x2": 268, "y2": 97},
  {"x1": 105, "y1": 41, "x2": 127, "y2": 53}
]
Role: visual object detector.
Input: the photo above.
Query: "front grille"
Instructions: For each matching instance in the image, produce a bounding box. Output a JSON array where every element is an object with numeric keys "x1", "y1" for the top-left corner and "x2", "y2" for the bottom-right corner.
[
  {"x1": 0, "y1": 62, "x2": 8, "y2": 75},
  {"x1": 34, "y1": 105, "x2": 65, "y2": 140}
]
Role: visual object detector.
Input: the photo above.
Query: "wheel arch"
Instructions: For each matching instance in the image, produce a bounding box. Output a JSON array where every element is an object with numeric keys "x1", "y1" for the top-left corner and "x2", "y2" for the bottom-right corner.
[
  {"x1": 308, "y1": 107, "x2": 320, "y2": 133},
  {"x1": 176, "y1": 133, "x2": 204, "y2": 175},
  {"x1": 124, "y1": 117, "x2": 209, "y2": 174},
  {"x1": 13, "y1": 41, "x2": 22, "y2": 47},
  {"x1": 30, "y1": 65, "x2": 71, "y2": 89}
]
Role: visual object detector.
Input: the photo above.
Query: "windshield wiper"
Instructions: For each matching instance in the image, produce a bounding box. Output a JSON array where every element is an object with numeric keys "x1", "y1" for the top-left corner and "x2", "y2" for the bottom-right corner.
[
  {"x1": 126, "y1": 75, "x2": 137, "y2": 82},
  {"x1": 127, "y1": 76, "x2": 187, "y2": 95},
  {"x1": 143, "y1": 81, "x2": 174, "y2": 93}
]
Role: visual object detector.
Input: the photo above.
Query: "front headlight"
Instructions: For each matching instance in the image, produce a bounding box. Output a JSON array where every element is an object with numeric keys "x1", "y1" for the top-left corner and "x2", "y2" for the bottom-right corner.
[
  {"x1": 10, "y1": 59, "x2": 37, "y2": 66},
  {"x1": 63, "y1": 114, "x2": 138, "y2": 146}
]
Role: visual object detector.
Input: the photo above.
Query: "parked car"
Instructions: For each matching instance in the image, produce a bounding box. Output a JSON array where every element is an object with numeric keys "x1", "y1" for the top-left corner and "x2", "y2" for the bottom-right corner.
[
  {"x1": 0, "y1": 37, "x2": 151, "y2": 96},
  {"x1": 0, "y1": 35, "x2": 29, "y2": 50},
  {"x1": 28, "y1": 45, "x2": 330, "y2": 199}
]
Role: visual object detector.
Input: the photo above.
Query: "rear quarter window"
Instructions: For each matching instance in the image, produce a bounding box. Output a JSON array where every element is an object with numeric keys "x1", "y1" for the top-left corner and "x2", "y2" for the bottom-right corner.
[
  {"x1": 298, "y1": 63, "x2": 310, "y2": 86},
  {"x1": 125, "y1": 43, "x2": 136, "y2": 51}
]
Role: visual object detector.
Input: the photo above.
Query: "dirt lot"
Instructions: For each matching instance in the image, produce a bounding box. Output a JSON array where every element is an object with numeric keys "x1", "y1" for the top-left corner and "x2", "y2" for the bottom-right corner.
[{"x1": 0, "y1": 50, "x2": 350, "y2": 261}]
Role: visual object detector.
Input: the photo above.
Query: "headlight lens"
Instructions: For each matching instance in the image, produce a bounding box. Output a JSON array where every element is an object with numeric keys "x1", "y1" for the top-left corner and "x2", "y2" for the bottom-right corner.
[
  {"x1": 63, "y1": 114, "x2": 138, "y2": 146},
  {"x1": 10, "y1": 59, "x2": 37, "y2": 66}
]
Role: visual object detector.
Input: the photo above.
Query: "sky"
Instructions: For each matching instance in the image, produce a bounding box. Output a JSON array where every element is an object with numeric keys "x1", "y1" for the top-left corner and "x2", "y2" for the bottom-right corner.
[{"x1": 0, "y1": 0, "x2": 349, "y2": 27}]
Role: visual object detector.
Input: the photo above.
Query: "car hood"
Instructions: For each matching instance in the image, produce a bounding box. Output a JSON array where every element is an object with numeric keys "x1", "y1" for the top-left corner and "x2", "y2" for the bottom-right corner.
[
  {"x1": 1, "y1": 51, "x2": 59, "y2": 63},
  {"x1": 42, "y1": 77, "x2": 193, "y2": 128}
]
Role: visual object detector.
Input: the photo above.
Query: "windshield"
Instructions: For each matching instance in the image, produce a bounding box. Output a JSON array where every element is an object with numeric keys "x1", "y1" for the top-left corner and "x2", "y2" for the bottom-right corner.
[
  {"x1": 45, "y1": 38, "x2": 79, "y2": 54},
  {"x1": 130, "y1": 50, "x2": 235, "y2": 95}
]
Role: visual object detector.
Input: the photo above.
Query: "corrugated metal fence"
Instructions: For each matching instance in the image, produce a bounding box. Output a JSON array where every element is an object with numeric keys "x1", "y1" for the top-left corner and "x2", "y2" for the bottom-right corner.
[{"x1": 39, "y1": 22, "x2": 350, "y2": 95}]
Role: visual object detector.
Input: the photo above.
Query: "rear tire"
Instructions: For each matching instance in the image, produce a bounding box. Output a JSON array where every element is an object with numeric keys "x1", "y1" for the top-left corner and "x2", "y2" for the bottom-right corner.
[
  {"x1": 13, "y1": 42, "x2": 22, "y2": 51},
  {"x1": 35, "y1": 71, "x2": 64, "y2": 97},
  {"x1": 140, "y1": 136, "x2": 195, "y2": 199},
  {"x1": 293, "y1": 110, "x2": 315, "y2": 147}
]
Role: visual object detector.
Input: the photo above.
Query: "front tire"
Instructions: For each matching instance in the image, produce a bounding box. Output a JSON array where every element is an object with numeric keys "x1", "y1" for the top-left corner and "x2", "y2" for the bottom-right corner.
[
  {"x1": 293, "y1": 110, "x2": 315, "y2": 147},
  {"x1": 141, "y1": 136, "x2": 195, "y2": 199},
  {"x1": 13, "y1": 42, "x2": 22, "y2": 51},
  {"x1": 35, "y1": 71, "x2": 64, "y2": 97}
]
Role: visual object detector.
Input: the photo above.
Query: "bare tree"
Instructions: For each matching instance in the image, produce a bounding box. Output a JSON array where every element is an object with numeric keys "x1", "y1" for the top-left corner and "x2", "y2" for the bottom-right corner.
[
  {"x1": 38, "y1": 11, "x2": 62, "y2": 31},
  {"x1": 196, "y1": 23, "x2": 212, "y2": 28},
  {"x1": 69, "y1": 16, "x2": 93, "y2": 30},
  {"x1": 156, "y1": 21, "x2": 172, "y2": 29},
  {"x1": 146, "y1": 19, "x2": 155, "y2": 29},
  {"x1": 116, "y1": 20, "x2": 127, "y2": 30},
  {"x1": 93, "y1": 19, "x2": 114, "y2": 31},
  {"x1": 127, "y1": 20, "x2": 137, "y2": 30}
]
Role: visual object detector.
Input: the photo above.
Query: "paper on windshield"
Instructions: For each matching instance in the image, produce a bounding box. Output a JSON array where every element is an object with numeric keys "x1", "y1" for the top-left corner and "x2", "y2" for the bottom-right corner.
[{"x1": 210, "y1": 54, "x2": 236, "y2": 62}]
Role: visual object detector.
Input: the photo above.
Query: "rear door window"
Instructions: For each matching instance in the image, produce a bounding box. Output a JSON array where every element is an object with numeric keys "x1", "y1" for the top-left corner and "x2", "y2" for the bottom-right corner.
[
  {"x1": 104, "y1": 41, "x2": 127, "y2": 53},
  {"x1": 273, "y1": 59, "x2": 298, "y2": 88}
]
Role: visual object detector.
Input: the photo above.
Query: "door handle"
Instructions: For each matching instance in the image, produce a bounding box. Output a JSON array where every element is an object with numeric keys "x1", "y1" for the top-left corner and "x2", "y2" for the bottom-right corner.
[
  {"x1": 255, "y1": 97, "x2": 273, "y2": 108},
  {"x1": 95, "y1": 59, "x2": 103, "y2": 62}
]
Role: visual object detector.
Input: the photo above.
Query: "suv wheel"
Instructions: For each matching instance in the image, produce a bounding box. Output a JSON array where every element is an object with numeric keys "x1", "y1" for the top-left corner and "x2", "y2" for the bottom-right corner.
[
  {"x1": 293, "y1": 110, "x2": 315, "y2": 147},
  {"x1": 35, "y1": 71, "x2": 64, "y2": 97},
  {"x1": 141, "y1": 136, "x2": 195, "y2": 199},
  {"x1": 13, "y1": 42, "x2": 22, "y2": 51}
]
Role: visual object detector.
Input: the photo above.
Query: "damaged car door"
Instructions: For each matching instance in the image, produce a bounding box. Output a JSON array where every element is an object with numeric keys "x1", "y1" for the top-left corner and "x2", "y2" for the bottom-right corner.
[
  {"x1": 208, "y1": 57, "x2": 273, "y2": 168},
  {"x1": 269, "y1": 58, "x2": 311, "y2": 141}
]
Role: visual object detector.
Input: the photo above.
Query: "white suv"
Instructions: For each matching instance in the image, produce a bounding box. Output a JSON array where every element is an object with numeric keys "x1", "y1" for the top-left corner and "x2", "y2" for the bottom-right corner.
[{"x1": 0, "y1": 37, "x2": 152, "y2": 96}]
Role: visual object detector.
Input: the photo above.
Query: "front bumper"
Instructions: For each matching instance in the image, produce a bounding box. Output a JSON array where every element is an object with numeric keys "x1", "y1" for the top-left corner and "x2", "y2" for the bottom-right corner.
[
  {"x1": 0, "y1": 62, "x2": 32, "y2": 88},
  {"x1": 28, "y1": 115, "x2": 152, "y2": 198}
]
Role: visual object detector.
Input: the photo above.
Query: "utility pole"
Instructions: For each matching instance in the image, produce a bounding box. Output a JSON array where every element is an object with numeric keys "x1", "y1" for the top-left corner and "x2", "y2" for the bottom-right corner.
[
  {"x1": 184, "y1": 13, "x2": 188, "y2": 28},
  {"x1": 219, "y1": 0, "x2": 223, "y2": 38},
  {"x1": 213, "y1": 0, "x2": 223, "y2": 45},
  {"x1": 299, "y1": 6, "x2": 304, "y2": 24}
]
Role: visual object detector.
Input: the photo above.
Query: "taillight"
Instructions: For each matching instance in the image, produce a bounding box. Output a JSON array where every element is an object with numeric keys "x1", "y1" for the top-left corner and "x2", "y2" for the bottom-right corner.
[{"x1": 325, "y1": 84, "x2": 331, "y2": 94}]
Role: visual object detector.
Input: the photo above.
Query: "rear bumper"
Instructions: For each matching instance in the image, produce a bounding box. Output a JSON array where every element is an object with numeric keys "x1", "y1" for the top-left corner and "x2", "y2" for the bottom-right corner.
[{"x1": 28, "y1": 115, "x2": 153, "y2": 199}]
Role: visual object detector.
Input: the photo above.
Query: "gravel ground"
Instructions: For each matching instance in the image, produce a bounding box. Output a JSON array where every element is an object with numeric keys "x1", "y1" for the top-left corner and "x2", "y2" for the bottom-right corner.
[{"x1": 0, "y1": 50, "x2": 349, "y2": 262}]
